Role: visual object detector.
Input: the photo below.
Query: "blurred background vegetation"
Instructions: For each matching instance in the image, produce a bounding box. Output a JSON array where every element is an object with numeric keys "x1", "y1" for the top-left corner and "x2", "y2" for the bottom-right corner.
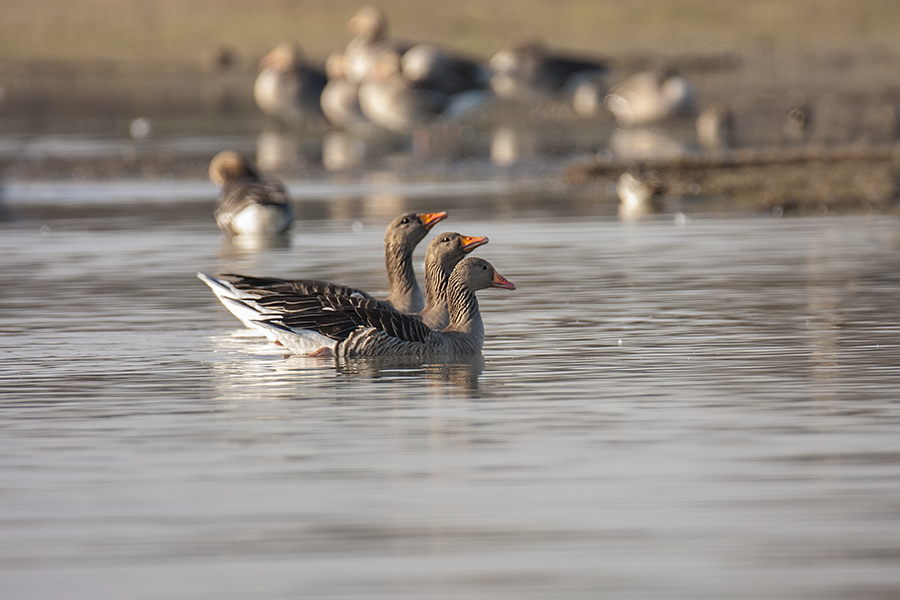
[{"x1": 2, "y1": 0, "x2": 899, "y2": 66}]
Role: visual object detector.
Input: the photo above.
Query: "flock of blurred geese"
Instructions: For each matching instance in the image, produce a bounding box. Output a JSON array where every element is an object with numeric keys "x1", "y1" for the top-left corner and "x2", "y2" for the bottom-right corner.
[
  {"x1": 250, "y1": 5, "x2": 707, "y2": 138},
  {"x1": 205, "y1": 4, "x2": 900, "y2": 229}
]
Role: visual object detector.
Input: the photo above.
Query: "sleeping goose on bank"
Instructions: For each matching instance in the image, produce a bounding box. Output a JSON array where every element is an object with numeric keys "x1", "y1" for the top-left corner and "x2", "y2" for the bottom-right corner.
[
  {"x1": 605, "y1": 67, "x2": 696, "y2": 127},
  {"x1": 198, "y1": 211, "x2": 447, "y2": 328},
  {"x1": 343, "y1": 5, "x2": 412, "y2": 85},
  {"x1": 209, "y1": 150, "x2": 294, "y2": 236},
  {"x1": 489, "y1": 40, "x2": 609, "y2": 103},
  {"x1": 252, "y1": 256, "x2": 516, "y2": 357}
]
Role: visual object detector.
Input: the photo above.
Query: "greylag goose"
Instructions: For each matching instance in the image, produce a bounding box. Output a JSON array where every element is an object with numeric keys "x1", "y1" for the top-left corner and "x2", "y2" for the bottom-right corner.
[
  {"x1": 357, "y1": 49, "x2": 490, "y2": 134},
  {"x1": 257, "y1": 231, "x2": 489, "y2": 331},
  {"x1": 617, "y1": 170, "x2": 664, "y2": 221},
  {"x1": 320, "y1": 51, "x2": 371, "y2": 131},
  {"x1": 357, "y1": 49, "x2": 448, "y2": 134},
  {"x1": 344, "y1": 7, "x2": 489, "y2": 133},
  {"x1": 696, "y1": 104, "x2": 734, "y2": 151},
  {"x1": 489, "y1": 40, "x2": 609, "y2": 103},
  {"x1": 344, "y1": 5, "x2": 413, "y2": 84},
  {"x1": 254, "y1": 43, "x2": 328, "y2": 125},
  {"x1": 605, "y1": 67, "x2": 696, "y2": 127},
  {"x1": 415, "y1": 232, "x2": 488, "y2": 329},
  {"x1": 253, "y1": 257, "x2": 516, "y2": 357},
  {"x1": 209, "y1": 150, "x2": 293, "y2": 236},
  {"x1": 400, "y1": 43, "x2": 489, "y2": 97},
  {"x1": 198, "y1": 211, "x2": 447, "y2": 328}
]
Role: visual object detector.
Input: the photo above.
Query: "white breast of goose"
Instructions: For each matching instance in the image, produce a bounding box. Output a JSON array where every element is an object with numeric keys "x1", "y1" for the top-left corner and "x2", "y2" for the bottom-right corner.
[{"x1": 228, "y1": 204, "x2": 293, "y2": 235}]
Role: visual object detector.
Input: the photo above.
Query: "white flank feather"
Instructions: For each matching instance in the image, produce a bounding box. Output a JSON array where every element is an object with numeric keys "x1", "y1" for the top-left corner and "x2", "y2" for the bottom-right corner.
[
  {"x1": 251, "y1": 320, "x2": 338, "y2": 355},
  {"x1": 197, "y1": 272, "x2": 267, "y2": 331}
]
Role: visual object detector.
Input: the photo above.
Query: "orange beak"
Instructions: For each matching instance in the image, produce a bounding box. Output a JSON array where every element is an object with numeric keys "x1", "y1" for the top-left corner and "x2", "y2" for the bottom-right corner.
[
  {"x1": 491, "y1": 271, "x2": 516, "y2": 290},
  {"x1": 417, "y1": 211, "x2": 449, "y2": 230},
  {"x1": 460, "y1": 235, "x2": 489, "y2": 252}
]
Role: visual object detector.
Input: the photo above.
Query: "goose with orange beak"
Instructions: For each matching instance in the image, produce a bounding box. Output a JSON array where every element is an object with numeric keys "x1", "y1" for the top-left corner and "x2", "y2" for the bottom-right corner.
[
  {"x1": 198, "y1": 211, "x2": 448, "y2": 330},
  {"x1": 252, "y1": 257, "x2": 515, "y2": 357}
]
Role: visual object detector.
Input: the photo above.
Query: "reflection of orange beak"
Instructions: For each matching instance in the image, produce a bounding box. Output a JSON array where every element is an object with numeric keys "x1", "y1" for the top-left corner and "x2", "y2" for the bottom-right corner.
[
  {"x1": 492, "y1": 271, "x2": 516, "y2": 290},
  {"x1": 460, "y1": 235, "x2": 489, "y2": 252},
  {"x1": 417, "y1": 211, "x2": 448, "y2": 230}
]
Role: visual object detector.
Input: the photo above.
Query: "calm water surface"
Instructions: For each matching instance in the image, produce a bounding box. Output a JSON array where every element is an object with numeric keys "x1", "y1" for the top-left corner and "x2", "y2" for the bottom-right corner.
[{"x1": 1, "y1": 183, "x2": 899, "y2": 600}]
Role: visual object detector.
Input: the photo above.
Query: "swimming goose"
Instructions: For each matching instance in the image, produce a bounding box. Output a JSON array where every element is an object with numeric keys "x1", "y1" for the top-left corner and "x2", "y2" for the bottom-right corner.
[
  {"x1": 253, "y1": 257, "x2": 516, "y2": 357},
  {"x1": 209, "y1": 150, "x2": 294, "y2": 236},
  {"x1": 254, "y1": 43, "x2": 328, "y2": 125},
  {"x1": 416, "y1": 232, "x2": 489, "y2": 329},
  {"x1": 605, "y1": 67, "x2": 696, "y2": 127},
  {"x1": 198, "y1": 211, "x2": 447, "y2": 328},
  {"x1": 258, "y1": 231, "x2": 489, "y2": 331}
]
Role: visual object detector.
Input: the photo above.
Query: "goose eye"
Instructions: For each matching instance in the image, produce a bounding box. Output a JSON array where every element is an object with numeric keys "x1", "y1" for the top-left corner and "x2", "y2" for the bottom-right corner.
[
  {"x1": 482, "y1": 265, "x2": 488, "y2": 270},
  {"x1": 442, "y1": 237, "x2": 450, "y2": 243},
  {"x1": 401, "y1": 217, "x2": 410, "y2": 224}
]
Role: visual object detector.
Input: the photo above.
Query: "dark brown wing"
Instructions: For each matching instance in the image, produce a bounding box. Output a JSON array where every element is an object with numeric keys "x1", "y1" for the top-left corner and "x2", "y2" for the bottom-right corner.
[
  {"x1": 223, "y1": 273, "x2": 373, "y2": 299},
  {"x1": 267, "y1": 293, "x2": 432, "y2": 343}
]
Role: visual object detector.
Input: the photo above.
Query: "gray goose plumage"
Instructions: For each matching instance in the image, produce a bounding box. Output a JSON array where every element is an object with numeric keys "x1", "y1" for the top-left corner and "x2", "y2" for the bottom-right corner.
[
  {"x1": 257, "y1": 231, "x2": 489, "y2": 331},
  {"x1": 198, "y1": 211, "x2": 447, "y2": 328},
  {"x1": 489, "y1": 40, "x2": 609, "y2": 103},
  {"x1": 253, "y1": 43, "x2": 328, "y2": 125},
  {"x1": 605, "y1": 67, "x2": 696, "y2": 127},
  {"x1": 401, "y1": 43, "x2": 489, "y2": 97},
  {"x1": 357, "y1": 48, "x2": 448, "y2": 134},
  {"x1": 209, "y1": 150, "x2": 293, "y2": 236},
  {"x1": 255, "y1": 257, "x2": 516, "y2": 357},
  {"x1": 417, "y1": 232, "x2": 489, "y2": 329},
  {"x1": 343, "y1": 5, "x2": 413, "y2": 85},
  {"x1": 320, "y1": 51, "x2": 371, "y2": 131}
]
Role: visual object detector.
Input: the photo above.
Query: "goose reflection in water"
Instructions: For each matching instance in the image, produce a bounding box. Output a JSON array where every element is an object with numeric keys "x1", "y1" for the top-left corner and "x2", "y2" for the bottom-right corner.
[
  {"x1": 207, "y1": 332, "x2": 485, "y2": 398},
  {"x1": 334, "y1": 354, "x2": 485, "y2": 391},
  {"x1": 219, "y1": 231, "x2": 293, "y2": 255}
]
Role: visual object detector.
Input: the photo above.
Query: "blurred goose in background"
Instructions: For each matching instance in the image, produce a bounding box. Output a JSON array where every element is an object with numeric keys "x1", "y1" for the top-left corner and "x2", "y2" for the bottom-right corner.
[
  {"x1": 605, "y1": 67, "x2": 696, "y2": 127},
  {"x1": 344, "y1": 5, "x2": 413, "y2": 84},
  {"x1": 401, "y1": 43, "x2": 490, "y2": 96},
  {"x1": 358, "y1": 48, "x2": 492, "y2": 134},
  {"x1": 783, "y1": 91, "x2": 812, "y2": 144},
  {"x1": 320, "y1": 51, "x2": 371, "y2": 131},
  {"x1": 209, "y1": 151, "x2": 293, "y2": 236},
  {"x1": 198, "y1": 211, "x2": 448, "y2": 330},
  {"x1": 251, "y1": 257, "x2": 516, "y2": 357},
  {"x1": 696, "y1": 104, "x2": 734, "y2": 151},
  {"x1": 617, "y1": 170, "x2": 664, "y2": 221},
  {"x1": 357, "y1": 49, "x2": 448, "y2": 134},
  {"x1": 254, "y1": 43, "x2": 328, "y2": 125},
  {"x1": 489, "y1": 40, "x2": 609, "y2": 103}
]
